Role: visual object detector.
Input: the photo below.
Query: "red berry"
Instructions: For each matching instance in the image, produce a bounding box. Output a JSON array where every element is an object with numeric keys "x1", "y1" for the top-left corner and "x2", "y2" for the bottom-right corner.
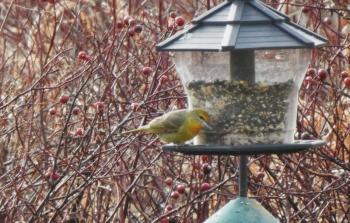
[
  {"x1": 201, "y1": 155, "x2": 209, "y2": 162},
  {"x1": 165, "y1": 177, "x2": 173, "y2": 186},
  {"x1": 45, "y1": 168, "x2": 60, "y2": 181},
  {"x1": 59, "y1": 95, "x2": 69, "y2": 104},
  {"x1": 160, "y1": 218, "x2": 169, "y2": 223},
  {"x1": 49, "y1": 107, "x2": 57, "y2": 115},
  {"x1": 201, "y1": 163, "x2": 212, "y2": 175},
  {"x1": 344, "y1": 77, "x2": 350, "y2": 87},
  {"x1": 78, "y1": 51, "x2": 91, "y2": 61},
  {"x1": 75, "y1": 128, "x2": 84, "y2": 136},
  {"x1": 72, "y1": 107, "x2": 80, "y2": 115},
  {"x1": 50, "y1": 172, "x2": 60, "y2": 181},
  {"x1": 341, "y1": 71, "x2": 348, "y2": 79},
  {"x1": 159, "y1": 75, "x2": 169, "y2": 83},
  {"x1": 302, "y1": 6, "x2": 310, "y2": 13},
  {"x1": 123, "y1": 15, "x2": 131, "y2": 25},
  {"x1": 128, "y1": 29, "x2": 135, "y2": 37},
  {"x1": 133, "y1": 24, "x2": 143, "y2": 33},
  {"x1": 165, "y1": 204, "x2": 173, "y2": 212},
  {"x1": 175, "y1": 16, "x2": 185, "y2": 26},
  {"x1": 142, "y1": 66, "x2": 153, "y2": 75},
  {"x1": 318, "y1": 69, "x2": 328, "y2": 80},
  {"x1": 170, "y1": 191, "x2": 180, "y2": 199},
  {"x1": 170, "y1": 11, "x2": 177, "y2": 19},
  {"x1": 307, "y1": 68, "x2": 317, "y2": 76},
  {"x1": 94, "y1": 101, "x2": 104, "y2": 113},
  {"x1": 116, "y1": 21, "x2": 124, "y2": 29},
  {"x1": 176, "y1": 184, "x2": 185, "y2": 194},
  {"x1": 200, "y1": 182, "x2": 211, "y2": 191}
]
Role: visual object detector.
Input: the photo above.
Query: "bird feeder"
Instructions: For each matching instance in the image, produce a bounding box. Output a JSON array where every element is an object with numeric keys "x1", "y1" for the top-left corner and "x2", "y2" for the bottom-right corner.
[
  {"x1": 158, "y1": 0, "x2": 327, "y2": 145},
  {"x1": 157, "y1": 0, "x2": 327, "y2": 222}
]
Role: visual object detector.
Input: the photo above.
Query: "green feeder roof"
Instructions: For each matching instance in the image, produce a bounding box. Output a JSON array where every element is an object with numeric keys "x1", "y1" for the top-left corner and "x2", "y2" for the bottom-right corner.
[
  {"x1": 157, "y1": 0, "x2": 327, "y2": 51},
  {"x1": 204, "y1": 197, "x2": 280, "y2": 223}
]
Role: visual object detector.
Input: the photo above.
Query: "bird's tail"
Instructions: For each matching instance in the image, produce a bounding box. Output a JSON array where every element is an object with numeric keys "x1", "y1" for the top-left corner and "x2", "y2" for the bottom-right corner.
[{"x1": 122, "y1": 126, "x2": 148, "y2": 134}]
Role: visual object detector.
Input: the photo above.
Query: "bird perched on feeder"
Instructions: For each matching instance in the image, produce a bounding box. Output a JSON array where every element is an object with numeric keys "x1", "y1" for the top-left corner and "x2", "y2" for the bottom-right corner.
[{"x1": 123, "y1": 108, "x2": 211, "y2": 144}]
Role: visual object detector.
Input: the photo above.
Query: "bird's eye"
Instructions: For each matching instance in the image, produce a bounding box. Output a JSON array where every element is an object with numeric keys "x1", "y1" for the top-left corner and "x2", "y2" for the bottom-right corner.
[{"x1": 199, "y1": 115, "x2": 205, "y2": 120}]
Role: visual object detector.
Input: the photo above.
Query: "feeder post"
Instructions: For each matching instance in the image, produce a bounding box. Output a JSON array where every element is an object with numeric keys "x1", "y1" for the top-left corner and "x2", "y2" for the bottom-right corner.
[
  {"x1": 230, "y1": 50, "x2": 255, "y2": 197},
  {"x1": 230, "y1": 50, "x2": 255, "y2": 83}
]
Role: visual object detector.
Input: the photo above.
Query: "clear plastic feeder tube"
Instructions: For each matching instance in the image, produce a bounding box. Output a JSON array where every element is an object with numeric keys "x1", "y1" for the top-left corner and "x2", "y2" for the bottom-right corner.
[{"x1": 174, "y1": 49, "x2": 310, "y2": 145}]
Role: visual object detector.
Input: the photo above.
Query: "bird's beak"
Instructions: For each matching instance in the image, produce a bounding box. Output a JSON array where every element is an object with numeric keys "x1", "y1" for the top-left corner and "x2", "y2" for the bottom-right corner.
[{"x1": 200, "y1": 120, "x2": 213, "y2": 131}]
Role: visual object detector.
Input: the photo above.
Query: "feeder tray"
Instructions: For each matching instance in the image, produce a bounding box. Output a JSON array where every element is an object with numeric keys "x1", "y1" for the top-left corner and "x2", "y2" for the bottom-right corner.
[{"x1": 162, "y1": 140, "x2": 325, "y2": 156}]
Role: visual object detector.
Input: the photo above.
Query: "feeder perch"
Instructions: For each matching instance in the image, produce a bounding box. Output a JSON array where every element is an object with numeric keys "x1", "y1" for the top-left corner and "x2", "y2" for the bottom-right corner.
[{"x1": 157, "y1": 0, "x2": 327, "y2": 222}]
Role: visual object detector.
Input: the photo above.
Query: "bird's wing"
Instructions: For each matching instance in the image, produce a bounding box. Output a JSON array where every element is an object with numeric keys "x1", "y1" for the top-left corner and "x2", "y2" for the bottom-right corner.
[{"x1": 148, "y1": 110, "x2": 186, "y2": 134}]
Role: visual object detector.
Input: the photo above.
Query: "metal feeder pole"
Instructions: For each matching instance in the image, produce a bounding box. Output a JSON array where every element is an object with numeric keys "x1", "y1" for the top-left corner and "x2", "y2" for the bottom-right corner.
[
  {"x1": 239, "y1": 155, "x2": 248, "y2": 197},
  {"x1": 230, "y1": 50, "x2": 255, "y2": 197}
]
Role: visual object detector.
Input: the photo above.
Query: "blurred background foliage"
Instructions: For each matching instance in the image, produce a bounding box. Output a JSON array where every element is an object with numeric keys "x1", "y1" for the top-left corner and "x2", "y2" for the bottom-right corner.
[{"x1": 0, "y1": 0, "x2": 349, "y2": 222}]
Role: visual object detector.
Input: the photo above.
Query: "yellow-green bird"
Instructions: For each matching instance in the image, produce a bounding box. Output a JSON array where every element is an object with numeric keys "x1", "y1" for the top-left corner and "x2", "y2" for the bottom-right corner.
[{"x1": 124, "y1": 108, "x2": 211, "y2": 144}]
